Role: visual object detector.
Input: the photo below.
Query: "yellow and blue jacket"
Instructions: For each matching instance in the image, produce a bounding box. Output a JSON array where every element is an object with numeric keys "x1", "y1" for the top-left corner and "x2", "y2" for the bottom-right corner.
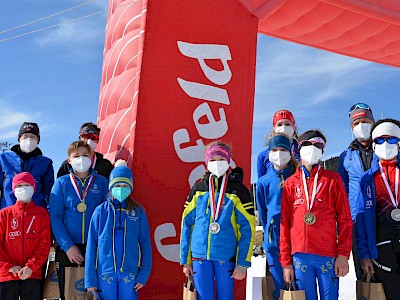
[{"x1": 180, "y1": 168, "x2": 255, "y2": 267}]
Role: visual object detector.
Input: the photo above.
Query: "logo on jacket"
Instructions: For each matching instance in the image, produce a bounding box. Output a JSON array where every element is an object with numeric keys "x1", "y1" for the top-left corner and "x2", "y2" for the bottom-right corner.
[
  {"x1": 9, "y1": 231, "x2": 21, "y2": 239},
  {"x1": 128, "y1": 209, "x2": 138, "y2": 221},
  {"x1": 74, "y1": 278, "x2": 85, "y2": 292},
  {"x1": 367, "y1": 186, "x2": 372, "y2": 199},
  {"x1": 295, "y1": 184, "x2": 302, "y2": 198},
  {"x1": 90, "y1": 183, "x2": 100, "y2": 194},
  {"x1": 11, "y1": 218, "x2": 18, "y2": 230}
]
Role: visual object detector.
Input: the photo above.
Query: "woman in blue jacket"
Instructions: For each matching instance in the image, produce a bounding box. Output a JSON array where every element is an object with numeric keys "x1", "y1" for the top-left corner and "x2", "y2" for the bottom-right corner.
[
  {"x1": 256, "y1": 133, "x2": 297, "y2": 300},
  {"x1": 85, "y1": 160, "x2": 152, "y2": 300}
]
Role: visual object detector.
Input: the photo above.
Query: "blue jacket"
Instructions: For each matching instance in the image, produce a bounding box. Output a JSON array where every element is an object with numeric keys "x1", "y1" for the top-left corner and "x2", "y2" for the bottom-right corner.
[
  {"x1": 180, "y1": 169, "x2": 255, "y2": 267},
  {"x1": 256, "y1": 165, "x2": 294, "y2": 252},
  {"x1": 0, "y1": 146, "x2": 54, "y2": 209},
  {"x1": 355, "y1": 154, "x2": 399, "y2": 260},
  {"x1": 338, "y1": 140, "x2": 374, "y2": 220},
  {"x1": 257, "y1": 140, "x2": 299, "y2": 178},
  {"x1": 49, "y1": 169, "x2": 108, "y2": 252},
  {"x1": 85, "y1": 198, "x2": 152, "y2": 288}
]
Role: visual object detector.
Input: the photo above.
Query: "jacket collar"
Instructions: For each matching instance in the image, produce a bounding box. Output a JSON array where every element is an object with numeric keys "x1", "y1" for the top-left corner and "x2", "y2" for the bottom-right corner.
[
  {"x1": 14, "y1": 200, "x2": 35, "y2": 210},
  {"x1": 11, "y1": 144, "x2": 43, "y2": 160}
]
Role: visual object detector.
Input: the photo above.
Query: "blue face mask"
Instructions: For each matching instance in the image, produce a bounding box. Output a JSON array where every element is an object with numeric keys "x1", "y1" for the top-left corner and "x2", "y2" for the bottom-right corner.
[{"x1": 112, "y1": 187, "x2": 131, "y2": 202}]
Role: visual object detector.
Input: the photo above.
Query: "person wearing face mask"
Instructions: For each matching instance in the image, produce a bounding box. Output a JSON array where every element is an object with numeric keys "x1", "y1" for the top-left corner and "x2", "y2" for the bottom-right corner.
[
  {"x1": 0, "y1": 172, "x2": 50, "y2": 300},
  {"x1": 0, "y1": 122, "x2": 54, "y2": 209},
  {"x1": 49, "y1": 141, "x2": 109, "y2": 300},
  {"x1": 256, "y1": 133, "x2": 298, "y2": 300},
  {"x1": 280, "y1": 130, "x2": 352, "y2": 300},
  {"x1": 85, "y1": 160, "x2": 152, "y2": 299},
  {"x1": 338, "y1": 103, "x2": 375, "y2": 281},
  {"x1": 356, "y1": 119, "x2": 400, "y2": 300},
  {"x1": 57, "y1": 122, "x2": 113, "y2": 179},
  {"x1": 257, "y1": 110, "x2": 300, "y2": 178},
  {"x1": 180, "y1": 141, "x2": 255, "y2": 300}
]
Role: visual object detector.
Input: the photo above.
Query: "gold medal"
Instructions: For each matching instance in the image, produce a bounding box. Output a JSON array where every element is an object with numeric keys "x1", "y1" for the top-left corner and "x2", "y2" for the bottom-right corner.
[
  {"x1": 77, "y1": 202, "x2": 87, "y2": 213},
  {"x1": 304, "y1": 212, "x2": 316, "y2": 225}
]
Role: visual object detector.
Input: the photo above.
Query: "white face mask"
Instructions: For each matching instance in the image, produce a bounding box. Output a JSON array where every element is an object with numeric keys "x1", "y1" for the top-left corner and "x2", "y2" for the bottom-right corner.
[
  {"x1": 71, "y1": 156, "x2": 92, "y2": 173},
  {"x1": 20, "y1": 138, "x2": 38, "y2": 153},
  {"x1": 269, "y1": 150, "x2": 291, "y2": 168},
  {"x1": 207, "y1": 160, "x2": 229, "y2": 178},
  {"x1": 300, "y1": 145, "x2": 323, "y2": 165},
  {"x1": 374, "y1": 142, "x2": 399, "y2": 161},
  {"x1": 86, "y1": 139, "x2": 97, "y2": 151},
  {"x1": 353, "y1": 123, "x2": 372, "y2": 141},
  {"x1": 275, "y1": 126, "x2": 295, "y2": 139},
  {"x1": 14, "y1": 186, "x2": 34, "y2": 203}
]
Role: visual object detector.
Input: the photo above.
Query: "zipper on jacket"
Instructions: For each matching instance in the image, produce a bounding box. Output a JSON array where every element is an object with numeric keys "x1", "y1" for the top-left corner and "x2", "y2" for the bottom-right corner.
[
  {"x1": 268, "y1": 219, "x2": 274, "y2": 244},
  {"x1": 120, "y1": 218, "x2": 127, "y2": 272},
  {"x1": 22, "y1": 204, "x2": 26, "y2": 264},
  {"x1": 111, "y1": 203, "x2": 117, "y2": 272},
  {"x1": 26, "y1": 216, "x2": 35, "y2": 234},
  {"x1": 207, "y1": 177, "x2": 218, "y2": 260},
  {"x1": 79, "y1": 176, "x2": 90, "y2": 244}
]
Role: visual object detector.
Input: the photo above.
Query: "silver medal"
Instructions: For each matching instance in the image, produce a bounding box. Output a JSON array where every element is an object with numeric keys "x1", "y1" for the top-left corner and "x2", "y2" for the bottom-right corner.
[
  {"x1": 391, "y1": 208, "x2": 400, "y2": 221},
  {"x1": 209, "y1": 222, "x2": 220, "y2": 234}
]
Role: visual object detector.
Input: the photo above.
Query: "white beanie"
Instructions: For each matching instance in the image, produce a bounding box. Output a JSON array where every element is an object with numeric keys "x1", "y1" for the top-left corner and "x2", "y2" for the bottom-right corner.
[{"x1": 372, "y1": 121, "x2": 400, "y2": 140}]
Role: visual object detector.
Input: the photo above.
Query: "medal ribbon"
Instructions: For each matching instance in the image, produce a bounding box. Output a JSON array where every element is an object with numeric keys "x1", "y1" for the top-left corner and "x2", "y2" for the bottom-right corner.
[
  {"x1": 91, "y1": 155, "x2": 97, "y2": 169},
  {"x1": 208, "y1": 174, "x2": 228, "y2": 222},
  {"x1": 301, "y1": 165, "x2": 320, "y2": 212},
  {"x1": 379, "y1": 163, "x2": 399, "y2": 208},
  {"x1": 70, "y1": 173, "x2": 95, "y2": 203}
]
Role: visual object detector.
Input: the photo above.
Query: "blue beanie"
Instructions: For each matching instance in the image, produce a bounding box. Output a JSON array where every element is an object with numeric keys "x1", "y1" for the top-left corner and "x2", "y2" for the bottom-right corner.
[
  {"x1": 268, "y1": 135, "x2": 291, "y2": 152},
  {"x1": 109, "y1": 160, "x2": 134, "y2": 192}
]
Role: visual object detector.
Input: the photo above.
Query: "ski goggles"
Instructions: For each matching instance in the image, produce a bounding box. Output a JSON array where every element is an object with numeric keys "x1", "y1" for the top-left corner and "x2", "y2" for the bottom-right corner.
[
  {"x1": 80, "y1": 133, "x2": 99, "y2": 141},
  {"x1": 373, "y1": 136, "x2": 400, "y2": 145},
  {"x1": 299, "y1": 139, "x2": 325, "y2": 149},
  {"x1": 348, "y1": 103, "x2": 372, "y2": 115}
]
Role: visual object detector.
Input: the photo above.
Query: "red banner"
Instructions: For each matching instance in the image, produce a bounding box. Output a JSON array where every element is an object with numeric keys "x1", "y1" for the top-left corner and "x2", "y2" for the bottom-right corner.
[{"x1": 98, "y1": 0, "x2": 258, "y2": 298}]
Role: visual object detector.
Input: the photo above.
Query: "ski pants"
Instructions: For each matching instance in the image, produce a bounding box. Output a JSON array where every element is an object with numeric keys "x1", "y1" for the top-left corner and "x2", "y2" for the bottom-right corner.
[{"x1": 266, "y1": 251, "x2": 284, "y2": 300}]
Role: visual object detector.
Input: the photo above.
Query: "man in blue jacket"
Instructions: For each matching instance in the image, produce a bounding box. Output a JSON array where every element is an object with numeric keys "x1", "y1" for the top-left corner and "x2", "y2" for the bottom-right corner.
[
  {"x1": 338, "y1": 103, "x2": 374, "y2": 280},
  {"x1": 0, "y1": 122, "x2": 54, "y2": 209}
]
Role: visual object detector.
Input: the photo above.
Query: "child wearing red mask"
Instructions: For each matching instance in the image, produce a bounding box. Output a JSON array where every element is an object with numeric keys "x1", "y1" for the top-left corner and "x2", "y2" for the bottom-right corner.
[{"x1": 0, "y1": 172, "x2": 50, "y2": 299}]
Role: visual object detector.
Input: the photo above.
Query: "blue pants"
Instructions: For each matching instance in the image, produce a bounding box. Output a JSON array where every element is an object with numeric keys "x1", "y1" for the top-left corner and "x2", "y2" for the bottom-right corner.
[
  {"x1": 97, "y1": 230, "x2": 138, "y2": 300},
  {"x1": 293, "y1": 253, "x2": 339, "y2": 300},
  {"x1": 192, "y1": 260, "x2": 235, "y2": 300},
  {"x1": 266, "y1": 251, "x2": 284, "y2": 300}
]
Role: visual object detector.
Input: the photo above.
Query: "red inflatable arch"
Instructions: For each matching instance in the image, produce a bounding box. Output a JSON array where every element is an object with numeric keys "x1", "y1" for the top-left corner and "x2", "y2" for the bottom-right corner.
[{"x1": 97, "y1": 0, "x2": 400, "y2": 298}]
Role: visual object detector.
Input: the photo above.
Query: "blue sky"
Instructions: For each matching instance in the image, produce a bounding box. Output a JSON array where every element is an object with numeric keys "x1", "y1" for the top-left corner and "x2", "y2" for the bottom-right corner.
[{"x1": 1, "y1": 0, "x2": 400, "y2": 182}]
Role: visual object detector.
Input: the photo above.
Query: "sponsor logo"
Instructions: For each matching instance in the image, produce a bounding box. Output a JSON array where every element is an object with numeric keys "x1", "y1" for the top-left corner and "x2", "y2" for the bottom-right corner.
[
  {"x1": 367, "y1": 186, "x2": 372, "y2": 199},
  {"x1": 74, "y1": 278, "x2": 85, "y2": 292},
  {"x1": 294, "y1": 198, "x2": 304, "y2": 206},
  {"x1": 295, "y1": 184, "x2": 302, "y2": 198},
  {"x1": 9, "y1": 231, "x2": 21, "y2": 239},
  {"x1": 93, "y1": 184, "x2": 98, "y2": 190},
  {"x1": 11, "y1": 218, "x2": 18, "y2": 230},
  {"x1": 50, "y1": 271, "x2": 58, "y2": 282},
  {"x1": 353, "y1": 111, "x2": 366, "y2": 118}
]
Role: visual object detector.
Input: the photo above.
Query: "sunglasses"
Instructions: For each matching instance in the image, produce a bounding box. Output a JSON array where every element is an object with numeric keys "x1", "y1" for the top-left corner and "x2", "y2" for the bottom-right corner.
[
  {"x1": 299, "y1": 140, "x2": 325, "y2": 149},
  {"x1": 349, "y1": 103, "x2": 372, "y2": 115},
  {"x1": 373, "y1": 136, "x2": 400, "y2": 145},
  {"x1": 81, "y1": 134, "x2": 99, "y2": 141}
]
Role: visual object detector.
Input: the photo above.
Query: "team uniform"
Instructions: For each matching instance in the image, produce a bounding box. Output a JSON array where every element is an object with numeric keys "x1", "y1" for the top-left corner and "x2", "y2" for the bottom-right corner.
[
  {"x1": 180, "y1": 168, "x2": 255, "y2": 300},
  {"x1": 0, "y1": 145, "x2": 54, "y2": 209},
  {"x1": 0, "y1": 200, "x2": 50, "y2": 299},
  {"x1": 256, "y1": 165, "x2": 293, "y2": 300},
  {"x1": 356, "y1": 156, "x2": 400, "y2": 299},
  {"x1": 280, "y1": 166, "x2": 352, "y2": 300},
  {"x1": 49, "y1": 169, "x2": 108, "y2": 299},
  {"x1": 85, "y1": 198, "x2": 152, "y2": 300}
]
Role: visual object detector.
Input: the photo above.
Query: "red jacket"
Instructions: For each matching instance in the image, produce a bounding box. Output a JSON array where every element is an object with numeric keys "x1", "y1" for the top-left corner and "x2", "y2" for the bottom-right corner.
[
  {"x1": 0, "y1": 201, "x2": 50, "y2": 282},
  {"x1": 279, "y1": 166, "x2": 352, "y2": 267}
]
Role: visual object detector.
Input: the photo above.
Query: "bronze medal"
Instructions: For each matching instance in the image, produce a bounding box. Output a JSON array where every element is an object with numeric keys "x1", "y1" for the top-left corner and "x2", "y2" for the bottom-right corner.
[{"x1": 304, "y1": 212, "x2": 316, "y2": 225}]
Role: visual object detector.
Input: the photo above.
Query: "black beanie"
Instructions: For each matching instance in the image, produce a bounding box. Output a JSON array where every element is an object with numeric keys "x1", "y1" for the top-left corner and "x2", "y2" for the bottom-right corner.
[{"x1": 18, "y1": 122, "x2": 40, "y2": 142}]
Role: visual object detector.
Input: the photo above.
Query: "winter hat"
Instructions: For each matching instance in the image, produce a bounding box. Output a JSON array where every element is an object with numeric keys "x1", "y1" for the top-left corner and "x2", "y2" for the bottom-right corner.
[
  {"x1": 79, "y1": 122, "x2": 100, "y2": 137},
  {"x1": 272, "y1": 110, "x2": 295, "y2": 128},
  {"x1": 12, "y1": 172, "x2": 36, "y2": 192},
  {"x1": 18, "y1": 122, "x2": 40, "y2": 142},
  {"x1": 349, "y1": 104, "x2": 374, "y2": 124},
  {"x1": 109, "y1": 160, "x2": 134, "y2": 192},
  {"x1": 371, "y1": 120, "x2": 400, "y2": 140},
  {"x1": 268, "y1": 135, "x2": 291, "y2": 152}
]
